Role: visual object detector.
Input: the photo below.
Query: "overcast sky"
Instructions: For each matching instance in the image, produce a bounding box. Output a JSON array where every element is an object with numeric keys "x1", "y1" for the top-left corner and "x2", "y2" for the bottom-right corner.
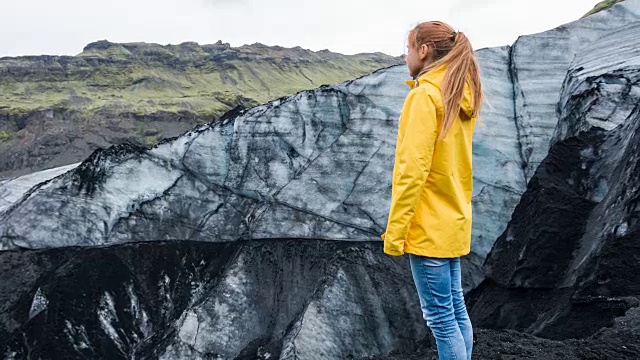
[{"x1": 1, "y1": 0, "x2": 604, "y2": 57}]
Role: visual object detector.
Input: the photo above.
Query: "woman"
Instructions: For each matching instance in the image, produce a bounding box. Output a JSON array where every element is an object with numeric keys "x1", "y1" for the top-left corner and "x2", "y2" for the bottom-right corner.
[{"x1": 381, "y1": 20, "x2": 483, "y2": 360}]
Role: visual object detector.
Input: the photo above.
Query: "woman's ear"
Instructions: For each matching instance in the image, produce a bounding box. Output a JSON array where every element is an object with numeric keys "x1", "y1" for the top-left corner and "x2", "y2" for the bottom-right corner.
[{"x1": 419, "y1": 43, "x2": 430, "y2": 61}]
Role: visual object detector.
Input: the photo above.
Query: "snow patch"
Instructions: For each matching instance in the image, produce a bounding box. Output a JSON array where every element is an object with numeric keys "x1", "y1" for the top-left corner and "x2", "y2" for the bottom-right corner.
[
  {"x1": 0, "y1": 162, "x2": 80, "y2": 214},
  {"x1": 29, "y1": 287, "x2": 48, "y2": 320},
  {"x1": 97, "y1": 291, "x2": 126, "y2": 353},
  {"x1": 126, "y1": 282, "x2": 152, "y2": 339},
  {"x1": 64, "y1": 320, "x2": 91, "y2": 351},
  {"x1": 178, "y1": 310, "x2": 200, "y2": 346}
]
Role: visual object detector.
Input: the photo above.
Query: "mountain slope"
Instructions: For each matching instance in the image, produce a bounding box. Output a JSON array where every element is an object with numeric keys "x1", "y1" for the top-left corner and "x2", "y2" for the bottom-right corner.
[
  {"x1": 0, "y1": 40, "x2": 399, "y2": 117},
  {"x1": 0, "y1": 41, "x2": 400, "y2": 179}
]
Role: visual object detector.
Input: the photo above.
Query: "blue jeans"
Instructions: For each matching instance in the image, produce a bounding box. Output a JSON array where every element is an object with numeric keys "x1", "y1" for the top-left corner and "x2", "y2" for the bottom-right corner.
[{"x1": 409, "y1": 254, "x2": 473, "y2": 360}]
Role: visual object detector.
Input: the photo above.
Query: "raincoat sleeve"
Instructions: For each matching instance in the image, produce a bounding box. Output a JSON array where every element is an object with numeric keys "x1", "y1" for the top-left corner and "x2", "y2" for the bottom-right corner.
[{"x1": 382, "y1": 88, "x2": 439, "y2": 256}]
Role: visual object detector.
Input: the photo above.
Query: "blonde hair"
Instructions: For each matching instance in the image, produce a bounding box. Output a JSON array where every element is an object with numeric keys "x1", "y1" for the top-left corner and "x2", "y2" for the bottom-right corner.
[{"x1": 409, "y1": 21, "x2": 483, "y2": 139}]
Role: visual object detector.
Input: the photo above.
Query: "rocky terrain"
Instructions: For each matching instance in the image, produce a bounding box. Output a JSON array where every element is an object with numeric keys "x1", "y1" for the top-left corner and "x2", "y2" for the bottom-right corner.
[
  {"x1": 362, "y1": 307, "x2": 640, "y2": 359},
  {"x1": 3, "y1": 240, "x2": 638, "y2": 360},
  {"x1": 1, "y1": 240, "x2": 427, "y2": 359},
  {"x1": 0, "y1": 41, "x2": 400, "y2": 179},
  {"x1": 468, "y1": 19, "x2": 640, "y2": 339},
  {"x1": 1, "y1": 0, "x2": 640, "y2": 359}
]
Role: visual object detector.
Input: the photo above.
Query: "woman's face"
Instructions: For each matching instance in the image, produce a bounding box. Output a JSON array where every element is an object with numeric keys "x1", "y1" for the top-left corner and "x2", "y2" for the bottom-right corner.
[{"x1": 405, "y1": 35, "x2": 429, "y2": 78}]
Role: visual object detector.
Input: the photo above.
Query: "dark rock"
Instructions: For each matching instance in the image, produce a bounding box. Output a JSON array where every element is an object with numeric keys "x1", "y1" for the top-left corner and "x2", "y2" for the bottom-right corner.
[{"x1": 0, "y1": 240, "x2": 428, "y2": 359}]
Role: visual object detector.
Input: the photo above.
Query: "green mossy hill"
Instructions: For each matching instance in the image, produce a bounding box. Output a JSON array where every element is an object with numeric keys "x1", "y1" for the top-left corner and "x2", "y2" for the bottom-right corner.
[
  {"x1": 0, "y1": 40, "x2": 402, "y2": 118},
  {"x1": 583, "y1": 0, "x2": 625, "y2": 17}
]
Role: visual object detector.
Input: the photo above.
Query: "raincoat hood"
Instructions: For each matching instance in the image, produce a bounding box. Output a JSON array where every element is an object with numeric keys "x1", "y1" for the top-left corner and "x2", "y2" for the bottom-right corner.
[{"x1": 405, "y1": 64, "x2": 476, "y2": 118}]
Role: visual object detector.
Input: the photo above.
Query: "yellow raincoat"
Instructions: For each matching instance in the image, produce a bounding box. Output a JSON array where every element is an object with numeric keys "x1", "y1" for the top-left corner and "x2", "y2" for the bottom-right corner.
[{"x1": 381, "y1": 64, "x2": 476, "y2": 258}]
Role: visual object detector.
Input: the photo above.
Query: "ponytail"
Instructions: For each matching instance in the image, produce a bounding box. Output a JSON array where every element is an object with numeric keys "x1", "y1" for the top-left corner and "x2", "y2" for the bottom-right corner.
[{"x1": 409, "y1": 22, "x2": 483, "y2": 139}]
